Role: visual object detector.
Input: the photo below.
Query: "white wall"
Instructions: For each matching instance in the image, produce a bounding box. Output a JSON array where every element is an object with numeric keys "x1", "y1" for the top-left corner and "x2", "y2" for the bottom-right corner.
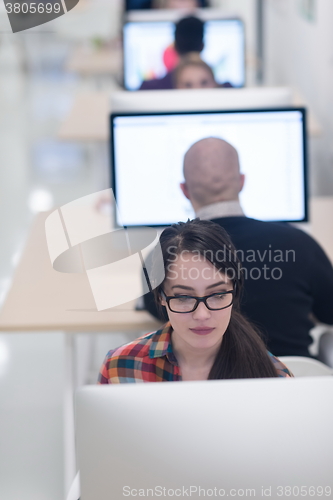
[
  {"x1": 212, "y1": 0, "x2": 258, "y2": 85},
  {"x1": 264, "y1": 0, "x2": 333, "y2": 196}
]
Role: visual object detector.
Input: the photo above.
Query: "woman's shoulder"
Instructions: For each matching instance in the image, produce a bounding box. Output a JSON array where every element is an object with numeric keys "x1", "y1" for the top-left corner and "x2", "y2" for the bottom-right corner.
[
  {"x1": 268, "y1": 352, "x2": 294, "y2": 377},
  {"x1": 103, "y1": 323, "x2": 172, "y2": 364},
  {"x1": 103, "y1": 332, "x2": 156, "y2": 362},
  {"x1": 98, "y1": 324, "x2": 172, "y2": 384}
]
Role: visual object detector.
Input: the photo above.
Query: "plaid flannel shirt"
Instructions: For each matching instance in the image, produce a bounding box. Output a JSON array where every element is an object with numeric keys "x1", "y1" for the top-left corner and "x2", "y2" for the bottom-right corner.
[{"x1": 98, "y1": 323, "x2": 293, "y2": 383}]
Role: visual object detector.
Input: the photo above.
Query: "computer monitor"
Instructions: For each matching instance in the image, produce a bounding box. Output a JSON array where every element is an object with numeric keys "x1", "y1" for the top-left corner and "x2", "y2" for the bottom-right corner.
[
  {"x1": 125, "y1": 0, "x2": 152, "y2": 10},
  {"x1": 110, "y1": 108, "x2": 308, "y2": 226},
  {"x1": 123, "y1": 17, "x2": 245, "y2": 90},
  {"x1": 125, "y1": 0, "x2": 209, "y2": 11},
  {"x1": 111, "y1": 87, "x2": 294, "y2": 113},
  {"x1": 76, "y1": 378, "x2": 333, "y2": 500}
]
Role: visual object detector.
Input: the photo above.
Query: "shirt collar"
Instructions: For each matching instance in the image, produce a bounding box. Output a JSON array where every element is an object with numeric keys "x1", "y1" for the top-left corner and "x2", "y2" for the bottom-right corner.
[
  {"x1": 195, "y1": 200, "x2": 244, "y2": 220},
  {"x1": 149, "y1": 322, "x2": 177, "y2": 363}
]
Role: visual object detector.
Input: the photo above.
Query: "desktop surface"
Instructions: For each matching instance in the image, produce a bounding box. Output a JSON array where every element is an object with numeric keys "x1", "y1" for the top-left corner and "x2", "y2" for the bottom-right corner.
[
  {"x1": 0, "y1": 210, "x2": 163, "y2": 332},
  {"x1": 76, "y1": 377, "x2": 333, "y2": 500}
]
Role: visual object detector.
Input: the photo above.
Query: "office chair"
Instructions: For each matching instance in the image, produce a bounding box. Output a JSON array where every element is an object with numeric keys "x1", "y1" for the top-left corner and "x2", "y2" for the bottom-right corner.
[
  {"x1": 279, "y1": 356, "x2": 333, "y2": 377},
  {"x1": 318, "y1": 331, "x2": 333, "y2": 368}
]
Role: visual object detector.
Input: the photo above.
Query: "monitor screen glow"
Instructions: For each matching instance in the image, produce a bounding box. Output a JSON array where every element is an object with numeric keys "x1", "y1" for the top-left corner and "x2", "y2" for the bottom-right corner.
[
  {"x1": 123, "y1": 19, "x2": 245, "y2": 90},
  {"x1": 111, "y1": 108, "x2": 307, "y2": 226}
]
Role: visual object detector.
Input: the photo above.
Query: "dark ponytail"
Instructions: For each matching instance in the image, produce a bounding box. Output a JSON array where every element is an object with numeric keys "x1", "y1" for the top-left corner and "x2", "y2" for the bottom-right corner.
[{"x1": 209, "y1": 310, "x2": 278, "y2": 379}]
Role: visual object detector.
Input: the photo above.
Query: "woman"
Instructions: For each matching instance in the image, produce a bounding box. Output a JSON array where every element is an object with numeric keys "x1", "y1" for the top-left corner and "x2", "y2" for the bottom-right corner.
[
  {"x1": 173, "y1": 57, "x2": 218, "y2": 89},
  {"x1": 99, "y1": 220, "x2": 292, "y2": 383}
]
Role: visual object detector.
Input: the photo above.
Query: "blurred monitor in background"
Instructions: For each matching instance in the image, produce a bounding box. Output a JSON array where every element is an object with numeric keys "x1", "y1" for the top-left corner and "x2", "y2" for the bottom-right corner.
[
  {"x1": 123, "y1": 15, "x2": 244, "y2": 90},
  {"x1": 125, "y1": 0, "x2": 152, "y2": 10},
  {"x1": 125, "y1": 0, "x2": 208, "y2": 10}
]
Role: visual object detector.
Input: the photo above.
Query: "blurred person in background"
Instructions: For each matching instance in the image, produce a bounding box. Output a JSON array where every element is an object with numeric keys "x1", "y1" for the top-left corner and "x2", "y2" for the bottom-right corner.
[
  {"x1": 154, "y1": 0, "x2": 208, "y2": 8},
  {"x1": 140, "y1": 16, "x2": 204, "y2": 90},
  {"x1": 173, "y1": 55, "x2": 218, "y2": 89}
]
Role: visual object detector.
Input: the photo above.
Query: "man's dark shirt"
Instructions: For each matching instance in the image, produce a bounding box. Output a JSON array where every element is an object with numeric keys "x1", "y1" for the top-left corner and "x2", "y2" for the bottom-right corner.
[
  {"x1": 144, "y1": 217, "x2": 333, "y2": 357},
  {"x1": 139, "y1": 71, "x2": 174, "y2": 90}
]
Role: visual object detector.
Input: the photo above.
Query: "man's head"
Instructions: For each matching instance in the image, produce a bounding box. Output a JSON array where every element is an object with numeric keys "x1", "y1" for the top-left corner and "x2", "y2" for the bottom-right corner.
[
  {"x1": 180, "y1": 137, "x2": 245, "y2": 211},
  {"x1": 174, "y1": 16, "x2": 204, "y2": 56}
]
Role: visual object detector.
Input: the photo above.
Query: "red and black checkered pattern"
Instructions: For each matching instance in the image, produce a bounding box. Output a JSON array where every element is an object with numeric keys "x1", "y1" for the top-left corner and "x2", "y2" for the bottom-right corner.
[{"x1": 98, "y1": 323, "x2": 293, "y2": 383}]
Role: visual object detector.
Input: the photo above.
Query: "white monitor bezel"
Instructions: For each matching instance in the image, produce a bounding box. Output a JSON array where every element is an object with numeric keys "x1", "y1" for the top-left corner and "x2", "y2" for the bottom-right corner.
[{"x1": 110, "y1": 107, "x2": 308, "y2": 227}]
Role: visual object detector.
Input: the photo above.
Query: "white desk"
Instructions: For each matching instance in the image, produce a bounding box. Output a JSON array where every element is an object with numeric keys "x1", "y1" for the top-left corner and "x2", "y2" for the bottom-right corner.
[
  {"x1": 0, "y1": 210, "x2": 162, "y2": 494},
  {"x1": 0, "y1": 211, "x2": 161, "y2": 332},
  {"x1": 58, "y1": 91, "x2": 111, "y2": 142},
  {"x1": 65, "y1": 45, "x2": 122, "y2": 77}
]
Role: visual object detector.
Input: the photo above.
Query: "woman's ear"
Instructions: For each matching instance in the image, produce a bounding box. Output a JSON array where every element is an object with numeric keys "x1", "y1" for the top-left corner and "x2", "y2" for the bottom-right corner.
[
  {"x1": 160, "y1": 296, "x2": 167, "y2": 307},
  {"x1": 159, "y1": 289, "x2": 167, "y2": 307}
]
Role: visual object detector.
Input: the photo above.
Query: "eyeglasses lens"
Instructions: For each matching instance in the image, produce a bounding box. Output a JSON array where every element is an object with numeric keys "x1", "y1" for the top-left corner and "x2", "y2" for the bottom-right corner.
[{"x1": 169, "y1": 293, "x2": 232, "y2": 312}]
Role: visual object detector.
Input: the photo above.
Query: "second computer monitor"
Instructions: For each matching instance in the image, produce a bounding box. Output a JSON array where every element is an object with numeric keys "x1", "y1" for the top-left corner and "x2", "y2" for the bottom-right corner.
[
  {"x1": 111, "y1": 108, "x2": 307, "y2": 227},
  {"x1": 123, "y1": 18, "x2": 245, "y2": 90}
]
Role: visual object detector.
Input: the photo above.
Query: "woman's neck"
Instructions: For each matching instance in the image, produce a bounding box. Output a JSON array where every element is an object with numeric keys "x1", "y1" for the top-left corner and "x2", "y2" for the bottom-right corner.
[{"x1": 171, "y1": 332, "x2": 221, "y2": 375}]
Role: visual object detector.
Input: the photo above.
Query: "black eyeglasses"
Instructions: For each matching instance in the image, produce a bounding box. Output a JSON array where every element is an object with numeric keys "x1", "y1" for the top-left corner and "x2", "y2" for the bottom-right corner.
[{"x1": 161, "y1": 289, "x2": 235, "y2": 313}]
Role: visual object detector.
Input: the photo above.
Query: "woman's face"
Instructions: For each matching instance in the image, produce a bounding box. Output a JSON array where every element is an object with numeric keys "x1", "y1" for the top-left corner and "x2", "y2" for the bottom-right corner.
[
  {"x1": 176, "y1": 65, "x2": 217, "y2": 89},
  {"x1": 164, "y1": 0, "x2": 198, "y2": 9},
  {"x1": 161, "y1": 251, "x2": 233, "y2": 351}
]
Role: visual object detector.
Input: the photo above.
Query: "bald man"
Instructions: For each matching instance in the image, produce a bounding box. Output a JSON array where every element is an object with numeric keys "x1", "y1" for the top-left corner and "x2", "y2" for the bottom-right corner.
[
  {"x1": 144, "y1": 137, "x2": 333, "y2": 357},
  {"x1": 181, "y1": 137, "x2": 244, "y2": 212}
]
